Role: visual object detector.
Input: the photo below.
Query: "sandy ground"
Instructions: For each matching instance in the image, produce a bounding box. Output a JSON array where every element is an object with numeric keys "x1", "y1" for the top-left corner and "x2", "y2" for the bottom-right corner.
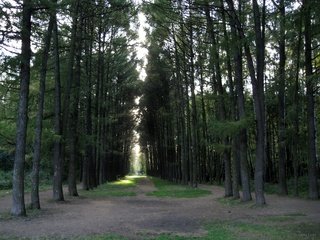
[{"x1": 0, "y1": 178, "x2": 319, "y2": 239}]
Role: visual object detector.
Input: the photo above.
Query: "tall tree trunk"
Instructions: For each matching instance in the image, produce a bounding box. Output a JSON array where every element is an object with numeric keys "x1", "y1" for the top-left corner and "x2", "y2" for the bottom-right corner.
[
  {"x1": 11, "y1": 0, "x2": 32, "y2": 217},
  {"x1": 303, "y1": 0, "x2": 319, "y2": 200},
  {"x1": 205, "y1": 3, "x2": 232, "y2": 197},
  {"x1": 221, "y1": 0, "x2": 240, "y2": 199},
  {"x1": 252, "y1": 0, "x2": 267, "y2": 205},
  {"x1": 83, "y1": 18, "x2": 94, "y2": 190},
  {"x1": 226, "y1": 0, "x2": 266, "y2": 204},
  {"x1": 61, "y1": 0, "x2": 80, "y2": 196},
  {"x1": 277, "y1": 0, "x2": 288, "y2": 195},
  {"x1": 229, "y1": 1, "x2": 252, "y2": 202},
  {"x1": 68, "y1": 13, "x2": 83, "y2": 196},
  {"x1": 292, "y1": 13, "x2": 303, "y2": 197},
  {"x1": 188, "y1": 6, "x2": 199, "y2": 188},
  {"x1": 31, "y1": 15, "x2": 54, "y2": 209},
  {"x1": 52, "y1": 9, "x2": 64, "y2": 201}
]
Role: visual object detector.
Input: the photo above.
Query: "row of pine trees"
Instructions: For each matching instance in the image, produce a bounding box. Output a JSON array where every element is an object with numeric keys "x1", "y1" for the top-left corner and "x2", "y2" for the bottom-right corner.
[
  {"x1": 0, "y1": 0, "x2": 139, "y2": 216},
  {"x1": 139, "y1": 0, "x2": 319, "y2": 205}
]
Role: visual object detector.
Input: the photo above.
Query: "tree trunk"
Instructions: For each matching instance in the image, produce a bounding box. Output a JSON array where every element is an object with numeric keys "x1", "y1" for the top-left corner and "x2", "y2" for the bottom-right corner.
[
  {"x1": 31, "y1": 14, "x2": 54, "y2": 209},
  {"x1": 83, "y1": 18, "x2": 94, "y2": 190},
  {"x1": 11, "y1": 0, "x2": 32, "y2": 217},
  {"x1": 226, "y1": 0, "x2": 266, "y2": 204},
  {"x1": 52, "y1": 10, "x2": 64, "y2": 201},
  {"x1": 292, "y1": 13, "x2": 303, "y2": 197},
  {"x1": 230, "y1": 2, "x2": 252, "y2": 201},
  {"x1": 252, "y1": 0, "x2": 267, "y2": 206},
  {"x1": 68, "y1": 13, "x2": 83, "y2": 196},
  {"x1": 303, "y1": 0, "x2": 319, "y2": 200},
  {"x1": 188, "y1": 7, "x2": 199, "y2": 188},
  {"x1": 221, "y1": 0, "x2": 240, "y2": 199},
  {"x1": 277, "y1": 0, "x2": 288, "y2": 195},
  {"x1": 205, "y1": 3, "x2": 232, "y2": 197}
]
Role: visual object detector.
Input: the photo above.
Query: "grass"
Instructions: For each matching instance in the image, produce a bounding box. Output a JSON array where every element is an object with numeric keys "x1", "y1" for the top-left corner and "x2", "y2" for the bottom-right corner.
[
  {"x1": 263, "y1": 213, "x2": 306, "y2": 222},
  {"x1": 0, "y1": 189, "x2": 11, "y2": 198},
  {"x1": 216, "y1": 197, "x2": 253, "y2": 207},
  {"x1": 79, "y1": 176, "x2": 145, "y2": 198},
  {"x1": 1, "y1": 221, "x2": 319, "y2": 240},
  {"x1": 146, "y1": 220, "x2": 320, "y2": 240},
  {"x1": 0, "y1": 207, "x2": 43, "y2": 221},
  {"x1": 147, "y1": 177, "x2": 211, "y2": 198}
]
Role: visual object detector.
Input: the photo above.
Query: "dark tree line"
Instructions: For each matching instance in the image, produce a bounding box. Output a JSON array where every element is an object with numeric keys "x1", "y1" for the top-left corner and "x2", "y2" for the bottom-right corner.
[
  {"x1": 0, "y1": 0, "x2": 140, "y2": 216},
  {"x1": 139, "y1": 0, "x2": 319, "y2": 205}
]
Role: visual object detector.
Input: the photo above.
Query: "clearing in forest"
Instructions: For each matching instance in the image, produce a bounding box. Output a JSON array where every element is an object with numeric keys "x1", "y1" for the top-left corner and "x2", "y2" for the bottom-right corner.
[{"x1": 0, "y1": 176, "x2": 319, "y2": 240}]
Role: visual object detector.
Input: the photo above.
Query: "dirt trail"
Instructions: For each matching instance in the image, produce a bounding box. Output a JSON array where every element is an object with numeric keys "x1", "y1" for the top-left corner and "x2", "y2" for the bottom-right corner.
[{"x1": 0, "y1": 178, "x2": 319, "y2": 239}]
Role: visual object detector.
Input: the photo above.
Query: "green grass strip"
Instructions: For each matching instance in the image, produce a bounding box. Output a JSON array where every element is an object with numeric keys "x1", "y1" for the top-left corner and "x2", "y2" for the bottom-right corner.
[
  {"x1": 79, "y1": 176, "x2": 146, "y2": 198},
  {"x1": 147, "y1": 177, "x2": 211, "y2": 198}
]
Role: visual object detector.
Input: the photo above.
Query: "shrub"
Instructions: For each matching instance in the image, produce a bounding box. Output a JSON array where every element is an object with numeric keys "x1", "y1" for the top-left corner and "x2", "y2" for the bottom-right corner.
[{"x1": 0, "y1": 170, "x2": 12, "y2": 190}]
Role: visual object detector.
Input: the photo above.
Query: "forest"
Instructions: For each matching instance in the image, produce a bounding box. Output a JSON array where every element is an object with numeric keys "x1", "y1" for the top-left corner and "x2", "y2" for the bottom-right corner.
[{"x1": 0, "y1": 0, "x2": 319, "y2": 237}]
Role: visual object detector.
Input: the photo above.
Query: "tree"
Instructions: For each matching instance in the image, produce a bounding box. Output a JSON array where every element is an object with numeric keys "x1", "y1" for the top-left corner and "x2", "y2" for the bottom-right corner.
[
  {"x1": 276, "y1": 0, "x2": 288, "y2": 196},
  {"x1": 52, "y1": 0, "x2": 64, "y2": 201},
  {"x1": 31, "y1": 11, "x2": 54, "y2": 209},
  {"x1": 303, "y1": 0, "x2": 319, "y2": 200},
  {"x1": 226, "y1": 0, "x2": 267, "y2": 205},
  {"x1": 229, "y1": 1, "x2": 252, "y2": 202},
  {"x1": 11, "y1": 0, "x2": 32, "y2": 216}
]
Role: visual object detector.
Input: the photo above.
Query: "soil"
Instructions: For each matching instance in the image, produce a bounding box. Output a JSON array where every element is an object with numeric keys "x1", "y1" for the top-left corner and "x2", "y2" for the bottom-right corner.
[{"x1": 0, "y1": 178, "x2": 319, "y2": 239}]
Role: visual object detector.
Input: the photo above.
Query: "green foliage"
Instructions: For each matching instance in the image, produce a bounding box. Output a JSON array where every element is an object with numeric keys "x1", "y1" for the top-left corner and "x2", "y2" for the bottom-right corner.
[
  {"x1": 147, "y1": 177, "x2": 211, "y2": 198},
  {"x1": 264, "y1": 176, "x2": 311, "y2": 198},
  {"x1": 207, "y1": 117, "x2": 254, "y2": 139},
  {"x1": 0, "y1": 170, "x2": 12, "y2": 189},
  {"x1": 0, "y1": 170, "x2": 51, "y2": 192}
]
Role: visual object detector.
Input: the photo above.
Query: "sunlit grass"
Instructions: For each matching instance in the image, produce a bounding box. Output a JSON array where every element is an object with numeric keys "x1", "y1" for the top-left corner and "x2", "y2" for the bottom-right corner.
[
  {"x1": 147, "y1": 177, "x2": 211, "y2": 198},
  {"x1": 79, "y1": 176, "x2": 145, "y2": 198}
]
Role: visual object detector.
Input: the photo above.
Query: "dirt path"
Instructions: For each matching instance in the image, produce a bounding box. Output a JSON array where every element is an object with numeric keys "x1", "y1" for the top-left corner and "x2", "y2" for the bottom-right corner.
[{"x1": 0, "y1": 179, "x2": 319, "y2": 239}]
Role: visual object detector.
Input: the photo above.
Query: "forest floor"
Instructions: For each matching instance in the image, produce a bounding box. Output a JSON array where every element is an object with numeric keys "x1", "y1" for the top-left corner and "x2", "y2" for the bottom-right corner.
[{"x1": 0, "y1": 176, "x2": 320, "y2": 240}]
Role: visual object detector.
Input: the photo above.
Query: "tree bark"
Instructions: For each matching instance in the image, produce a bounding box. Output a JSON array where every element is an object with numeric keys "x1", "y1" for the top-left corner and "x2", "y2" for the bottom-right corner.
[
  {"x1": 277, "y1": 0, "x2": 288, "y2": 195},
  {"x1": 31, "y1": 14, "x2": 54, "y2": 209},
  {"x1": 252, "y1": 0, "x2": 267, "y2": 206},
  {"x1": 226, "y1": 0, "x2": 266, "y2": 204},
  {"x1": 11, "y1": 0, "x2": 32, "y2": 216},
  {"x1": 303, "y1": 0, "x2": 319, "y2": 200},
  {"x1": 230, "y1": 3, "x2": 252, "y2": 201},
  {"x1": 205, "y1": 3, "x2": 232, "y2": 197},
  {"x1": 52, "y1": 10, "x2": 64, "y2": 201}
]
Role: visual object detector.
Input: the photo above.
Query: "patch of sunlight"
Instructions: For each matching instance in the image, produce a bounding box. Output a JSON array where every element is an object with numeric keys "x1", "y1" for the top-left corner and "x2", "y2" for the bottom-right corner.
[
  {"x1": 127, "y1": 175, "x2": 146, "y2": 179},
  {"x1": 112, "y1": 179, "x2": 134, "y2": 186}
]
